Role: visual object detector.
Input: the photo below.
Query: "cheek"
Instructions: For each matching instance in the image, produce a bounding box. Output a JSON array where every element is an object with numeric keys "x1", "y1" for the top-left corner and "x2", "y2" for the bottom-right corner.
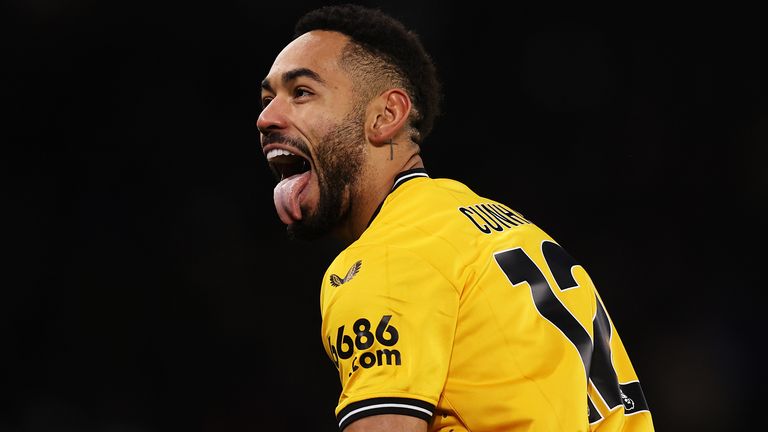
[{"x1": 307, "y1": 115, "x2": 341, "y2": 153}]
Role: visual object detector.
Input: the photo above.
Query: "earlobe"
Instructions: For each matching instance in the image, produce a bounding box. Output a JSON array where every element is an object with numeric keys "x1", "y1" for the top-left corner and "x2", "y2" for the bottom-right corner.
[{"x1": 368, "y1": 89, "x2": 412, "y2": 145}]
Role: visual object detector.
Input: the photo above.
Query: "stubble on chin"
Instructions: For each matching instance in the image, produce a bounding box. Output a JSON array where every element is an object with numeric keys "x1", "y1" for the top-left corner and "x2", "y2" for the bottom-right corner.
[{"x1": 285, "y1": 104, "x2": 366, "y2": 241}]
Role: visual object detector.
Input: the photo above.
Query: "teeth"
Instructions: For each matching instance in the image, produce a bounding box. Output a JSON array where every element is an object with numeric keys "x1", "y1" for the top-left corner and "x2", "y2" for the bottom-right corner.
[{"x1": 266, "y1": 148, "x2": 296, "y2": 160}]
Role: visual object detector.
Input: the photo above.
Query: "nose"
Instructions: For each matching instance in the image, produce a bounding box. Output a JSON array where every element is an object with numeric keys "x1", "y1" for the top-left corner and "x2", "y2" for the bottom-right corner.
[{"x1": 257, "y1": 97, "x2": 288, "y2": 135}]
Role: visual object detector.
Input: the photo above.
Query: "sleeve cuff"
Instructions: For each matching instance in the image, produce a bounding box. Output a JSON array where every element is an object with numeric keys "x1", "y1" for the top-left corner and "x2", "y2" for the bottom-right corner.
[{"x1": 337, "y1": 397, "x2": 435, "y2": 430}]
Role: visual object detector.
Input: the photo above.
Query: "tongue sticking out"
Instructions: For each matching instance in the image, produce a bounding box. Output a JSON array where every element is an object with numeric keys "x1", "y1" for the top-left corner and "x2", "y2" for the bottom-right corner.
[{"x1": 273, "y1": 171, "x2": 311, "y2": 225}]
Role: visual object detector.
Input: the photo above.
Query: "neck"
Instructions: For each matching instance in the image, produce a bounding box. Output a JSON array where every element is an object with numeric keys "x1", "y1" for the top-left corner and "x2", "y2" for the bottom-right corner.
[{"x1": 333, "y1": 151, "x2": 424, "y2": 245}]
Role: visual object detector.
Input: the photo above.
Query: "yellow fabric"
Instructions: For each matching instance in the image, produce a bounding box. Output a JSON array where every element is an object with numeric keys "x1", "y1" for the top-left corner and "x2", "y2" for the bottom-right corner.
[{"x1": 320, "y1": 176, "x2": 654, "y2": 431}]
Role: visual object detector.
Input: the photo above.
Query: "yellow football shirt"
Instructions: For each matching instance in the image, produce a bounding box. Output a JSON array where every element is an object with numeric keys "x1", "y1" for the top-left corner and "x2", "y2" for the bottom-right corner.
[{"x1": 320, "y1": 169, "x2": 654, "y2": 431}]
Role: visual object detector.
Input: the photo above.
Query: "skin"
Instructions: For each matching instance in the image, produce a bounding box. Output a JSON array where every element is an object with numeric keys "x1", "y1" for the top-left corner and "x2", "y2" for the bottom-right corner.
[
  {"x1": 258, "y1": 31, "x2": 428, "y2": 431},
  {"x1": 258, "y1": 30, "x2": 424, "y2": 246},
  {"x1": 344, "y1": 414, "x2": 427, "y2": 432}
]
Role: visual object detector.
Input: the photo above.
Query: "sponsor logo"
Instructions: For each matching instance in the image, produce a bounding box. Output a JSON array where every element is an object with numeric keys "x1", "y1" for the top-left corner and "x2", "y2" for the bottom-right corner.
[
  {"x1": 330, "y1": 260, "x2": 362, "y2": 287},
  {"x1": 620, "y1": 391, "x2": 635, "y2": 410},
  {"x1": 327, "y1": 315, "x2": 401, "y2": 376}
]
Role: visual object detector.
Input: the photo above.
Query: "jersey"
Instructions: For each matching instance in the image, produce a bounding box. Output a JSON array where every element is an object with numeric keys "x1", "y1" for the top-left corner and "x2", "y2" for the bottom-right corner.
[{"x1": 320, "y1": 169, "x2": 654, "y2": 431}]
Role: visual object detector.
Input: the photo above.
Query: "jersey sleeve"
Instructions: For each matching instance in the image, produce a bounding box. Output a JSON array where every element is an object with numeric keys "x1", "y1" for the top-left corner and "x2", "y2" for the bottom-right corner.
[{"x1": 320, "y1": 245, "x2": 460, "y2": 430}]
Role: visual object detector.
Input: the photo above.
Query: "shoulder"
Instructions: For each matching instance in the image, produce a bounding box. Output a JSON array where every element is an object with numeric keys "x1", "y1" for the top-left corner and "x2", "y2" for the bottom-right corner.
[
  {"x1": 320, "y1": 241, "x2": 461, "y2": 322},
  {"x1": 368, "y1": 176, "x2": 535, "y2": 253},
  {"x1": 365, "y1": 176, "x2": 484, "y2": 246},
  {"x1": 374, "y1": 176, "x2": 532, "y2": 234},
  {"x1": 322, "y1": 242, "x2": 457, "y2": 295}
]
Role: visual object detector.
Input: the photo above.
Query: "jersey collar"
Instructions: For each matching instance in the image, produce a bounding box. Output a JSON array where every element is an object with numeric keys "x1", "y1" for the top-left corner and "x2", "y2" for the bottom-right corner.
[
  {"x1": 367, "y1": 168, "x2": 430, "y2": 227},
  {"x1": 391, "y1": 168, "x2": 429, "y2": 192}
]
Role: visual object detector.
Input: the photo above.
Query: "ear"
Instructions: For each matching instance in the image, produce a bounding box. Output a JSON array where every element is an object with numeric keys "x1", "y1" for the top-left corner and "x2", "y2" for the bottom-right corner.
[{"x1": 367, "y1": 89, "x2": 412, "y2": 145}]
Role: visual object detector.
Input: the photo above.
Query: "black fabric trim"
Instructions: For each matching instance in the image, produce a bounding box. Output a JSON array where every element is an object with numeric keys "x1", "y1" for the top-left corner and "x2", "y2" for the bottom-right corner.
[
  {"x1": 391, "y1": 168, "x2": 429, "y2": 192},
  {"x1": 367, "y1": 169, "x2": 429, "y2": 227},
  {"x1": 337, "y1": 397, "x2": 435, "y2": 431},
  {"x1": 366, "y1": 201, "x2": 386, "y2": 228},
  {"x1": 588, "y1": 382, "x2": 649, "y2": 425},
  {"x1": 588, "y1": 395, "x2": 602, "y2": 424},
  {"x1": 619, "y1": 381, "x2": 650, "y2": 414}
]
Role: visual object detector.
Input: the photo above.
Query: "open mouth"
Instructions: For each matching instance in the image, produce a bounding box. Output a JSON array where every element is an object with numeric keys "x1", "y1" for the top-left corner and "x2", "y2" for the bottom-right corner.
[{"x1": 266, "y1": 148, "x2": 311, "y2": 181}]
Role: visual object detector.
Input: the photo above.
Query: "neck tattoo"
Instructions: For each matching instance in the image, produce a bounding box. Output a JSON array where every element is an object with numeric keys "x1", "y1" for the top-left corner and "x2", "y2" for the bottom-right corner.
[{"x1": 388, "y1": 139, "x2": 397, "y2": 160}]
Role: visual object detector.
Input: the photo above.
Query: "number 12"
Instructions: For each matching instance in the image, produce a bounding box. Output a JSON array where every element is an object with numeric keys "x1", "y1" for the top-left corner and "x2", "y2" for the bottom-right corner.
[{"x1": 494, "y1": 241, "x2": 648, "y2": 422}]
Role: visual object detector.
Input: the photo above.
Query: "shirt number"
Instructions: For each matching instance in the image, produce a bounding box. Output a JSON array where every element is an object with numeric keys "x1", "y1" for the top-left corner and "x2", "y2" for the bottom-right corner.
[{"x1": 494, "y1": 240, "x2": 648, "y2": 421}]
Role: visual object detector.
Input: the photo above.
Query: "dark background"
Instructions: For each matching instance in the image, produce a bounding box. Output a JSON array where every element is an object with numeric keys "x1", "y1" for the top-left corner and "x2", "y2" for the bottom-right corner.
[{"x1": 5, "y1": 1, "x2": 766, "y2": 431}]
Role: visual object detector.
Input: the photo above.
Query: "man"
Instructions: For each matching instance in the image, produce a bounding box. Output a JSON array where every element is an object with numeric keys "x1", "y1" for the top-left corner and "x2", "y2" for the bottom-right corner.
[{"x1": 258, "y1": 4, "x2": 654, "y2": 431}]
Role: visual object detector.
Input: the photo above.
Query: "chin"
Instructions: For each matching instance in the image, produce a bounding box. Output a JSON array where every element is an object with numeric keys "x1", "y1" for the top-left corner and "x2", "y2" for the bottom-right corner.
[
  {"x1": 286, "y1": 220, "x2": 329, "y2": 241},
  {"x1": 286, "y1": 206, "x2": 328, "y2": 240}
]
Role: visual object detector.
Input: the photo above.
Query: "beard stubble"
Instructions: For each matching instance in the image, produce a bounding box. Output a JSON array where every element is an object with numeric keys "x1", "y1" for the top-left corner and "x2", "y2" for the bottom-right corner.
[{"x1": 287, "y1": 103, "x2": 366, "y2": 241}]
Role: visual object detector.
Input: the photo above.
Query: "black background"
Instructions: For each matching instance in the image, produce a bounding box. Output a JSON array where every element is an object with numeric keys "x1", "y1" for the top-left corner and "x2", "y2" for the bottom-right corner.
[{"x1": 6, "y1": 1, "x2": 766, "y2": 431}]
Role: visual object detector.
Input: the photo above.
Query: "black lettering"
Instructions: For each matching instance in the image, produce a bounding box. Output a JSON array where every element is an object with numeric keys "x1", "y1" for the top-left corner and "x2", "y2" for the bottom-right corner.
[
  {"x1": 494, "y1": 242, "x2": 648, "y2": 420},
  {"x1": 336, "y1": 325, "x2": 354, "y2": 359},
  {"x1": 459, "y1": 207, "x2": 491, "y2": 234},
  {"x1": 360, "y1": 352, "x2": 377, "y2": 368},
  {"x1": 482, "y1": 204, "x2": 517, "y2": 227},
  {"x1": 590, "y1": 297, "x2": 622, "y2": 409},
  {"x1": 494, "y1": 245, "x2": 592, "y2": 378},
  {"x1": 491, "y1": 204, "x2": 527, "y2": 225},
  {"x1": 473, "y1": 205, "x2": 504, "y2": 231},
  {"x1": 328, "y1": 335, "x2": 339, "y2": 369},
  {"x1": 377, "y1": 349, "x2": 402, "y2": 365},
  {"x1": 375, "y1": 315, "x2": 399, "y2": 346},
  {"x1": 469, "y1": 205, "x2": 499, "y2": 232},
  {"x1": 353, "y1": 318, "x2": 374, "y2": 350},
  {"x1": 542, "y1": 241, "x2": 579, "y2": 291}
]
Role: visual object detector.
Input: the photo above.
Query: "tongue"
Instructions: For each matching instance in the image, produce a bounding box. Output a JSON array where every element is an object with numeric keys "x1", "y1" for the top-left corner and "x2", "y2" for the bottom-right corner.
[{"x1": 273, "y1": 171, "x2": 311, "y2": 225}]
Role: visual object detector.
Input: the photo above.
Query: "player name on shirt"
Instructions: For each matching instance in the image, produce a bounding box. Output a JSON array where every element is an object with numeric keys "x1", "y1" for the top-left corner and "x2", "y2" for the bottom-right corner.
[{"x1": 458, "y1": 203, "x2": 530, "y2": 234}]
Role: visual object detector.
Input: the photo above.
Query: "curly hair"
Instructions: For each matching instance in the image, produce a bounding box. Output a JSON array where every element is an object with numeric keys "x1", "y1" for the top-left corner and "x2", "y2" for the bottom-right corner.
[{"x1": 294, "y1": 4, "x2": 441, "y2": 144}]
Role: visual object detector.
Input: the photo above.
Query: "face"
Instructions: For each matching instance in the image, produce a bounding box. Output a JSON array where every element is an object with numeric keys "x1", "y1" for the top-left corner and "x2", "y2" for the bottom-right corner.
[{"x1": 258, "y1": 31, "x2": 367, "y2": 240}]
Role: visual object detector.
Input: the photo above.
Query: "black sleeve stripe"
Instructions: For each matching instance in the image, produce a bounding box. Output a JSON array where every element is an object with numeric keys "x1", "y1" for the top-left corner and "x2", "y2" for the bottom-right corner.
[
  {"x1": 337, "y1": 397, "x2": 435, "y2": 430},
  {"x1": 619, "y1": 381, "x2": 650, "y2": 414}
]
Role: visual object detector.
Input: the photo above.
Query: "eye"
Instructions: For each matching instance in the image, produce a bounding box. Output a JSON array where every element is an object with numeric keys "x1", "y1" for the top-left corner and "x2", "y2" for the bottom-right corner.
[
  {"x1": 293, "y1": 87, "x2": 313, "y2": 99},
  {"x1": 261, "y1": 96, "x2": 273, "y2": 108}
]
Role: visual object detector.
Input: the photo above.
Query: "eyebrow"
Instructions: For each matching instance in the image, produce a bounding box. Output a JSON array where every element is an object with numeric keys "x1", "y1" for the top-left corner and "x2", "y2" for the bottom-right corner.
[{"x1": 261, "y1": 67, "x2": 326, "y2": 93}]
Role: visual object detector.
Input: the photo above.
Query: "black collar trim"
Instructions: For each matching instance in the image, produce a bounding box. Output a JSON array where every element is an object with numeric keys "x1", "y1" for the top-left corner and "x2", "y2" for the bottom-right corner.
[{"x1": 391, "y1": 168, "x2": 429, "y2": 192}]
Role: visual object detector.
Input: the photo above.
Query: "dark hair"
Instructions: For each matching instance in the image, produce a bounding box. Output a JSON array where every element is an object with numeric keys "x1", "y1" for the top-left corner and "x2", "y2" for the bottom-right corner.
[{"x1": 294, "y1": 4, "x2": 441, "y2": 143}]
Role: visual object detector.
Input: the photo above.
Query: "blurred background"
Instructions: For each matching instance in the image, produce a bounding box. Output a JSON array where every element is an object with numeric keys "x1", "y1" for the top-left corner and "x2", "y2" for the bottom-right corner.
[{"x1": 5, "y1": 0, "x2": 766, "y2": 430}]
